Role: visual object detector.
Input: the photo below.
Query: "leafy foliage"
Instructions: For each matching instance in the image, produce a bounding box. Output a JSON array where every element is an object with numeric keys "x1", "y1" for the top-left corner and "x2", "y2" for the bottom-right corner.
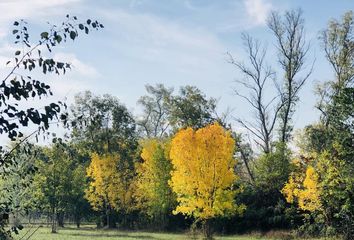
[
  {"x1": 170, "y1": 123, "x2": 245, "y2": 220},
  {"x1": 0, "y1": 15, "x2": 103, "y2": 238},
  {"x1": 134, "y1": 139, "x2": 176, "y2": 229}
]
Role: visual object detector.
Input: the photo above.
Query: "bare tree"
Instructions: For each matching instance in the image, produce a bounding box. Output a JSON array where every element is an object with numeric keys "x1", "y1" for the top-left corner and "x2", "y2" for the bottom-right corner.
[
  {"x1": 267, "y1": 9, "x2": 313, "y2": 143},
  {"x1": 228, "y1": 33, "x2": 283, "y2": 154}
]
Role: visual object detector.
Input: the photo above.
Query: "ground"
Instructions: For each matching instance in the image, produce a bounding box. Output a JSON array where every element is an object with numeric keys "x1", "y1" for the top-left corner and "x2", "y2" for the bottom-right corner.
[{"x1": 13, "y1": 225, "x2": 327, "y2": 240}]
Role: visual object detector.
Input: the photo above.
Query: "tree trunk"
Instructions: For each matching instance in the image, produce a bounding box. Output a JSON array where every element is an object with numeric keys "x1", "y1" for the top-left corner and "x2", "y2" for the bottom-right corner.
[
  {"x1": 202, "y1": 219, "x2": 213, "y2": 240},
  {"x1": 75, "y1": 213, "x2": 81, "y2": 228},
  {"x1": 57, "y1": 212, "x2": 64, "y2": 228},
  {"x1": 51, "y1": 208, "x2": 57, "y2": 233},
  {"x1": 105, "y1": 206, "x2": 116, "y2": 228}
]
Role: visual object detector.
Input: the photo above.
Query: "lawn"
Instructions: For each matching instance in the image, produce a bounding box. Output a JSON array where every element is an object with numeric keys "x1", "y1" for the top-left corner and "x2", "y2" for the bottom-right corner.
[
  {"x1": 13, "y1": 226, "x2": 257, "y2": 240},
  {"x1": 13, "y1": 225, "x2": 327, "y2": 240}
]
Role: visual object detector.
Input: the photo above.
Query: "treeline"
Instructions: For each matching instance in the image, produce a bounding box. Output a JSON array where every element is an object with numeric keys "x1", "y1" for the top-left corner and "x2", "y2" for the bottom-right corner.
[{"x1": 0, "y1": 9, "x2": 353, "y2": 240}]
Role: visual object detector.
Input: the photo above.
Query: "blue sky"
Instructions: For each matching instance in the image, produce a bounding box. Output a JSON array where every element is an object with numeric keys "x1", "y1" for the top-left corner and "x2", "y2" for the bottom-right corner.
[{"x1": 0, "y1": 0, "x2": 353, "y2": 143}]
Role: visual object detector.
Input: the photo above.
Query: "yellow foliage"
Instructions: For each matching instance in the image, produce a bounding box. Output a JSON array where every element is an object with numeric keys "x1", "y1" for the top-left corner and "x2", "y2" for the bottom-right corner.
[
  {"x1": 282, "y1": 162, "x2": 322, "y2": 212},
  {"x1": 85, "y1": 153, "x2": 132, "y2": 211},
  {"x1": 298, "y1": 166, "x2": 322, "y2": 211},
  {"x1": 169, "y1": 123, "x2": 245, "y2": 220},
  {"x1": 134, "y1": 139, "x2": 175, "y2": 217}
]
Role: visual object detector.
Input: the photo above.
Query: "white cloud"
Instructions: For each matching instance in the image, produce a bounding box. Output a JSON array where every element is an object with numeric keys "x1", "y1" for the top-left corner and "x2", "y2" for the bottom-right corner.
[
  {"x1": 101, "y1": 9, "x2": 225, "y2": 73},
  {"x1": 244, "y1": 0, "x2": 273, "y2": 26},
  {"x1": 0, "y1": 0, "x2": 82, "y2": 38}
]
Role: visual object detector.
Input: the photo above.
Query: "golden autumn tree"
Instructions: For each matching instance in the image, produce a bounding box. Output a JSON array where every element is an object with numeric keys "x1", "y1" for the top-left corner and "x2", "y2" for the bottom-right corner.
[
  {"x1": 85, "y1": 153, "x2": 120, "y2": 227},
  {"x1": 85, "y1": 153, "x2": 134, "y2": 228},
  {"x1": 282, "y1": 163, "x2": 322, "y2": 212},
  {"x1": 169, "y1": 123, "x2": 245, "y2": 238},
  {"x1": 134, "y1": 139, "x2": 176, "y2": 228}
]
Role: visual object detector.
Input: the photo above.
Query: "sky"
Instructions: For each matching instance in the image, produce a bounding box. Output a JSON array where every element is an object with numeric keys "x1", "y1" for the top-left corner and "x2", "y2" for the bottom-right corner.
[{"x1": 0, "y1": 0, "x2": 353, "y2": 144}]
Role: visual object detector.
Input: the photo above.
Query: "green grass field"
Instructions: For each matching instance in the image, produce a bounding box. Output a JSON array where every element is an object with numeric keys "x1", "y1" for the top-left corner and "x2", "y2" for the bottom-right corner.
[
  {"x1": 13, "y1": 227, "x2": 256, "y2": 240},
  {"x1": 13, "y1": 227, "x2": 254, "y2": 240},
  {"x1": 13, "y1": 225, "x2": 328, "y2": 240}
]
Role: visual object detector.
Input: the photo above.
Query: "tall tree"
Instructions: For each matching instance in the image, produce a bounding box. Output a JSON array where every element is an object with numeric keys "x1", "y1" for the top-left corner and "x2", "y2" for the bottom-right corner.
[
  {"x1": 291, "y1": 11, "x2": 354, "y2": 239},
  {"x1": 167, "y1": 86, "x2": 219, "y2": 130},
  {"x1": 71, "y1": 91, "x2": 137, "y2": 155},
  {"x1": 33, "y1": 143, "x2": 78, "y2": 233},
  {"x1": 169, "y1": 123, "x2": 245, "y2": 239},
  {"x1": 229, "y1": 33, "x2": 283, "y2": 154},
  {"x1": 134, "y1": 139, "x2": 176, "y2": 229},
  {"x1": 0, "y1": 16, "x2": 103, "y2": 238},
  {"x1": 85, "y1": 153, "x2": 121, "y2": 228},
  {"x1": 320, "y1": 11, "x2": 354, "y2": 95},
  {"x1": 268, "y1": 9, "x2": 313, "y2": 143},
  {"x1": 137, "y1": 84, "x2": 173, "y2": 138}
]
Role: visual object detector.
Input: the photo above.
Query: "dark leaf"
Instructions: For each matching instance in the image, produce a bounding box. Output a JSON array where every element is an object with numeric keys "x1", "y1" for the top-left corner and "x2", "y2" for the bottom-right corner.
[
  {"x1": 40, "y1": 32, "x2": 49, "y2": 39},
  {"x1": 69, "y1": 31, "x2": 76, "y2": 40}
]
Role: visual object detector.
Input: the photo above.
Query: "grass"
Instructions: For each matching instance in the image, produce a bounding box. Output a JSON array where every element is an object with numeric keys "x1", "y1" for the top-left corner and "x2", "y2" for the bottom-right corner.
[{"x1": 13, "y1": 225, "x2": 327, "y2": 240}]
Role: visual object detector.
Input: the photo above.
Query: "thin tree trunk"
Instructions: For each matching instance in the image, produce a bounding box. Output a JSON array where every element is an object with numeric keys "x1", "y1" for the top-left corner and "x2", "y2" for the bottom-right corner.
[
  {"x1": 202, "y1": 219, "x2": 213, "y2": 240},
  {"x1": 57, "y1": 212, "x2": 64, "y2": 228},
  {"x1": 51, "y1": 208, "x2": 57, "y2": 233}
]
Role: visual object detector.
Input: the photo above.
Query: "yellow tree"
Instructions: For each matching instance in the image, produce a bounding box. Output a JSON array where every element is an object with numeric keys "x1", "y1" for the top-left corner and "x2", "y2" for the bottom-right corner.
[
  {"x1": 85, "y1": 153, "x2": 119, "y2": 227},
  {"x1": 169, "y1": 123, "x2": 245, "y2": 238},
  {"x1": 134, "y1": 139, "x2": 175, "y2": 228},
  {"x1": 282, "y1": 157, "x2": 322, "y2": 212},
  {"x1": 85, "y1": 153, "x2": 133, "y2": 227}
]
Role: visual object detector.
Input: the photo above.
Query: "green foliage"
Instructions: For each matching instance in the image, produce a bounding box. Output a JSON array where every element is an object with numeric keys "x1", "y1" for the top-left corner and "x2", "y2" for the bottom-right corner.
[
  {"x1": 137, "y1": 84, "x2": 173, "y2": 138},
  {"x1": 255, "y1": 143, "x2": 291, "y2": 191},
  {"x1": 71, "y1": 91, "x2": 138, "y2": 158},
  {"x1": 167, "y1": 85, "x2": 218, "y2": 130},
  {"x1": 32, "y1": 143, "x2": 89, "y2": 232},
  {"x1": 134, "y1": 139, "x2": 176, "y2": 229},
  {"x1": 0, "y1": 15, "x2": 103, "y2": 238}
]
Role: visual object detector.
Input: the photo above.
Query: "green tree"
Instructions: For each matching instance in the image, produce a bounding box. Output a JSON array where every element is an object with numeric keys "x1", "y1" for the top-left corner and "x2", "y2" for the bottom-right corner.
[
  {"x1": 71, "y1": 92, "x2": 138, "y2": 228},
  {"x1": 137, "y1": 84, "x2": 173, "y2": 138},
  {"x1": 34, "y1": 143, "x2": 84, "y2": 233},
  {"x1": 0, "y1": 16, "x2": 103, "y2": 239},
  {"x1": 287, "y1": 11, "x2": 354, "y2": 239},
  {"x1": 0, "y1": 143, "x2": 37, "y2": 231},
  {"x1": 168, "y1": 86, "x2": 219, "y2": 130},
  {"x1": 134, "y1": 139, "x2": 176, "y2": 229}
]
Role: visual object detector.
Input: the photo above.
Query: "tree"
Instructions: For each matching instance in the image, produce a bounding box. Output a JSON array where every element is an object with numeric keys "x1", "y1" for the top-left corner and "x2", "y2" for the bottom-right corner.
[
  {"x1": 0, "y1": 143, "x2": 37, "y2": 231},
  {"x1": 228, "y1": 33, "x2": 282, "y2": 154},
  {"x1": 72, "y1": 92, "x2": 138, "y2": 228},
  {"x1": 282, "y1": 147, "x2": 353, "y2": 238},
  {"x1": 319, "y1": 11, "x2": 354, "y2": 96},
  {"x1": 137, "y1": 84, "x2": 173, "y2": 138},
  {"x1": 268, "y1": 9, "x2": 313, "y2": 143},
  {"x1": 32, "y1": 143, "x2": 78, "y2": 233},
  {"x1": 255, "y1": 142, "x2": 291, "y2": 191},
  {"x1": 293, "y1": 11, "x2": 354, "y2": 238},
  {"x1": 71, "y1": 91, "x2": 137, "y2": 155},
  {"x1": 167, "y1": 86, "x2": 219, "y2": 130},
  {"x1": 85, "y1": 152, "x2": 134, "y2": 228},
  {"x1": 134, "y1": 139, "x2": 175, "y2": 229},
  {"x1": 169, "y1": 123, "x2": 245, "y2": 239},
  {"x1": 0, "y1": 15, "x2": 103, "y2": 238},
  {"x1": 85, "y1": 153, "x2": 121, "y2": 228},
  {"x1": 282, "y1": 163, "x2": 322, "y2": 213}
]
